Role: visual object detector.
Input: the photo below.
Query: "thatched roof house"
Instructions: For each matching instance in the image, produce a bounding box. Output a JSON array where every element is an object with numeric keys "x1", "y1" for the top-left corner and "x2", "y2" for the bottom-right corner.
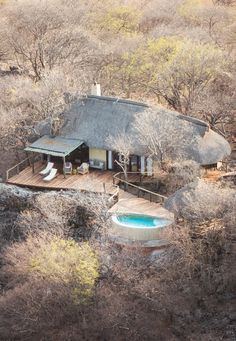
[
  {"x1": 59, "y1": 95, "x2": 230, "y2": 165},
  {"x1": 32, "y1": 92, "x2": 231, "y2": 173}
]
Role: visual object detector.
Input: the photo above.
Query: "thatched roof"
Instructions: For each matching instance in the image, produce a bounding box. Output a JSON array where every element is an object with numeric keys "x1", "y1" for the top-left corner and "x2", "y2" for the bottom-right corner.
[
  {"x1": 61, "y1": 95, "x2": 148, "y2": 154},
  {"x1": 51, "y1": 95, "x2": 230, "y2": 165}
]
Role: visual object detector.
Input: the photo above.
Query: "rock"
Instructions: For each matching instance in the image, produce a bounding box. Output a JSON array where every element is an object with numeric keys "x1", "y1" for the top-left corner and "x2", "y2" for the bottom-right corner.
[{"x1": 164, "y1": 178, "x2": 236, "y2": 221}]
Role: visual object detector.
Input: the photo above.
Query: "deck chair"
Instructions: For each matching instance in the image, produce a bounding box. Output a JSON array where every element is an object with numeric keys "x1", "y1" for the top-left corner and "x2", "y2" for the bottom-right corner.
[
  {"x1": 43, "y1": 168, "x2": 58, "y2": 182},
  {"x1": 63, "y1": 162, "x2": 72, "y2": 175},
  {"x1": 77, "y1": 162, "x2": 89, "y2": 175},
  {"x1": 39, "y1": 162, "x2": 54, "y2": 176}
]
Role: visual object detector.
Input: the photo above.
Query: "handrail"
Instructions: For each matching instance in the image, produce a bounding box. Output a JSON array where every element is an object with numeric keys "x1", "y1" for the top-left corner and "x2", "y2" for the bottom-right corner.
[
  {"x1": 113, "y1": 170, "x2": 163, "y2": 178},
  {"x1": 7, "y1": 157, "x2": 29, "y2": 174},
  {"x1": 113, "y1": 172, "x2": 167, "y2": 203},
  {"x1": 6, "y1": 154, "x2": 42, "y2": 180},
  {"x1": 6, "y1": 157, "x2": 30, "y2": 181}
]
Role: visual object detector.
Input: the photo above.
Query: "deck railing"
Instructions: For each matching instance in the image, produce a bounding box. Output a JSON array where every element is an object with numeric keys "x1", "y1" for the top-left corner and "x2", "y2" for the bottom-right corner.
[
  {"x1": 113, "y1": 171, "x2": 167, "y2": 203},
  {"x1": 6, "y1": 154, "x2": 42, "y2": 181}
]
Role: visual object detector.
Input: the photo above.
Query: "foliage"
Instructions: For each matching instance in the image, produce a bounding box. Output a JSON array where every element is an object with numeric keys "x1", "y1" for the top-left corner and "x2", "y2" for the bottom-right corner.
[
  {"x1": 98, "y1": 5, "x2": 142, "y2": 35},
  {"x1": 4, "y1": 234, "x2": 99, "y2": 302},
  {"x1": 0, "y1": 1, "x2": 235, "y2": 339},
  {"x1": 0, "y1": 0, "x2": 235, "y2": 164},
  {"x1": 30, "y1": 237, "x2": 99, "y2": 300},
  {"x1": 0, "y1": 70, "x2": 82, "y2": 153},
  {"x1": 0, "y1": 182, "x2": 235, "y2": 339},
  {"x1": 166, "y1": 160, "x2": 201, "y2": 193},
  {"x1": 133, "y1": 107, "x2": 197, "y2": 166},
  {"x1": 103, "y1": 37, "x2": 227, "y2": 113},
  {"x1": 178, "y1": 0, "x2": 210, "y2": 22}
]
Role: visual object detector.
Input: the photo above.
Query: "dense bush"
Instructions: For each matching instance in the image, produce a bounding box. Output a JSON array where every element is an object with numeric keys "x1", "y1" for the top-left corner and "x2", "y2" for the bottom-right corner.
[{"x1": 166, "y1": 160, "x2": 201, "y2": 193}]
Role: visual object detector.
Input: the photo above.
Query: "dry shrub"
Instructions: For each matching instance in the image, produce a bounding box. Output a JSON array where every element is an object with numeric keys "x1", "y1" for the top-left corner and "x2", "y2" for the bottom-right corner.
[
  {"x1": 0, "y1": 280, "x2": 79, "y2": 340},
  {"x1": 161, "y1": 181, "x2": 236, "y2": 296},
  {"x1": 0, "y1": 233, "x2": 99, "y2": 338},
  {"x1": 166, "y1": 160, "x2": 201, "y2": 193},
  {"x1": 163, "y1": 220, "x2": 233, "y2": 291},
  {"x1": 1, "y1": 188, "x2": 111, "y2": 244}
]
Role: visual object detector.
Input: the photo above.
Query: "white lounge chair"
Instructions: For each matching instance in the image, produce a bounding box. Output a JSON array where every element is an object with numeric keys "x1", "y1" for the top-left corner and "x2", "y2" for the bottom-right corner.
[
  {"x1": 39, "y1": 162, "x2": 54, "y2": 176},
  {"x1": 77, "y1": 162, "x2": 89, "y2": 175},
  {"x1": 43, "y1": 168, "x2": 58, "y2": 182}
]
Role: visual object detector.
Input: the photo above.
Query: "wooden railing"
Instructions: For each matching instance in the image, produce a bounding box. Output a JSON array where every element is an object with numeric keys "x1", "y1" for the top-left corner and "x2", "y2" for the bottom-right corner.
[
  {"x1": 113, "y1": 171, "x2": 167, "y2": 203},
  {"x1": 6, "y1": 154, "x2": 42, "y2": 181}
]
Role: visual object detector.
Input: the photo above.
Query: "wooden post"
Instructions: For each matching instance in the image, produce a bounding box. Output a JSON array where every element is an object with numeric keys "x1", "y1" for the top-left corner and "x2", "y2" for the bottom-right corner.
[
  {"x1": 32, "y1": 153, "x2": 35, "y2": 174},
  {"x1": 63, "y1": 156, "x2": 66, "y2": 178}
]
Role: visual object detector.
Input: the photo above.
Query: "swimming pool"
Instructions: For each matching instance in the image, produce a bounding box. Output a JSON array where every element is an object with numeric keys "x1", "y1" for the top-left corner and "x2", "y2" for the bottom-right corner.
[
  {"x1": 114, "y1": 214, "x2": 171, "y2": 228},
  {"x1": 111, "y1": 214, "x2": 173, "y2": 246}
]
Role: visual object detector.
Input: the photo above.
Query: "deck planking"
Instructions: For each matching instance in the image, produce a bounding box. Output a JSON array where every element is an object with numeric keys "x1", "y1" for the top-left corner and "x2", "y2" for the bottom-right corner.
[
  {"x1": 7, "y1": 162, "x2": 117, "y2": 194},
  {"x1": 7, "y1": 162, "x2": 173, "y2": 219},
  {"x1": 109, "y1": 190, "x2": 173, "y2": 219}
]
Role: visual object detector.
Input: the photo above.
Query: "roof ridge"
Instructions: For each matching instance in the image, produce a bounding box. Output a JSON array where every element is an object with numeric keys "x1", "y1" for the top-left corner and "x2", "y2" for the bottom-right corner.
[
  {"x1": 177, "y1": 114, "x2": 209, "y2": 129},
  {"x1": 86, "y1": 95, "x2": 149, "y2": 108}
]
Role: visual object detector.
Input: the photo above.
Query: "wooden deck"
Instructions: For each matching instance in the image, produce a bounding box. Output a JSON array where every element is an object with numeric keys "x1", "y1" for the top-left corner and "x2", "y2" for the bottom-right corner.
[
  {"x1": 109, "y1": 190, "x2": 173, "y2": 219},
  {"x1": 7, "y1": 161, "x2": 117, "y2": 194},
  {"x1": 7, "y1": 161, "x2": 174, "y2": 227},
  {"x1": 6, "y1": 161, "x2": 141, "y2": 194}
]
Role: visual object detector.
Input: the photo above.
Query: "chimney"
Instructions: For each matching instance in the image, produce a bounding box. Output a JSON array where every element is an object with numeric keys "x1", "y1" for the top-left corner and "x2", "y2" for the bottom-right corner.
[{"x1": 91, "y1": 82, "x2": 101, "y2": 96}]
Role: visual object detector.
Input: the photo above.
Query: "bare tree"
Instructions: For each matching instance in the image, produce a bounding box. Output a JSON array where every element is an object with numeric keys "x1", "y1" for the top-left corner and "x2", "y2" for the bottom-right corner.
[
  {"x1": 213, "y1": 0, "x2": 236, "y2": 5},
  {"x1": 0, "y1": 71, "x2": 78, "y2": 152},
  {"x1": 133, "y1": 108, "x2": 197, "y2": 169},
  {"x1": 166, "y1": 160, "x2": 201, "y2": 193},
  {"x1": 4, "y1": 0, "x2": 98, "y2": 81},
  {"x1": 193, "y1": 77, "x2": 236, "y2": 138},
  {"x1": 107, "y1": 132, "x2": 133, "y2": 181}
]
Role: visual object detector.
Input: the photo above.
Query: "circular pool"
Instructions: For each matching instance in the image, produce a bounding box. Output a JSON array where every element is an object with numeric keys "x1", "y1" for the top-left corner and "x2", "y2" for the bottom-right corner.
[{"x1": 111, "y1": 214, "x2": 173, "y2": 246}]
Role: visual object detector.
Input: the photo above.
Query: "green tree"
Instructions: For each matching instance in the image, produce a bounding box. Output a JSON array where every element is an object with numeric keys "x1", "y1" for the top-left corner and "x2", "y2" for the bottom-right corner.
[
  {"x1": 103, "y1": 37, "x2": 227, "y2": 114},
  {"x1": 97, "y1": 5, "x2": 142, "y2": 36},
  {"x1": 5, "y1": 235, "x2": 99, "y2": 303}
]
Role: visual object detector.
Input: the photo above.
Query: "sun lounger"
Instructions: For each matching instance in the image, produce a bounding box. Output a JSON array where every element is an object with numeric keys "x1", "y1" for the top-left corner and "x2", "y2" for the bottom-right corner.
[
  {"x1": 43, "y1": 168, "x2": 58, "y2": 181},
  {"x1": 77, "y1": 162, "x2": 89, "y2": 175},
  {"x1": 39, "y1": 162, "x2": 54, "y2": 176}
]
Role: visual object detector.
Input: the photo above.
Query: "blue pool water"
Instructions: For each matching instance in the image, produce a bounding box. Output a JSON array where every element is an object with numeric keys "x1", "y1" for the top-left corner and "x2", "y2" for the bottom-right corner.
[{"x1": 116, "y1": 215, "x2": 171, "y2": 228}]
